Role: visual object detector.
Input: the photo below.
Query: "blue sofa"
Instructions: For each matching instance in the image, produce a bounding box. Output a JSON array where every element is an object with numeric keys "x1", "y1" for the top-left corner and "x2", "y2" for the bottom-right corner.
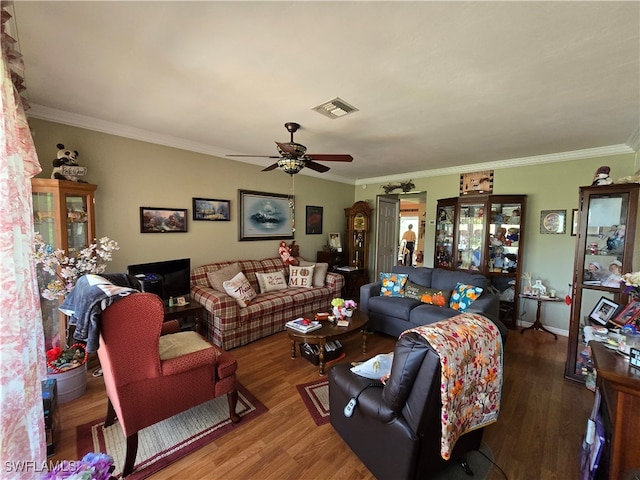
[{"x1": 360, "y1": 266, "x2": 507, "y2": 341}]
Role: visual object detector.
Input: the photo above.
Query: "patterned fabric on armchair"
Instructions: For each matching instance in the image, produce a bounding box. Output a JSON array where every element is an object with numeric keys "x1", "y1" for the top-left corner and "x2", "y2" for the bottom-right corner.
[{"x1": 97, "y1": 292, "x2": 239, "y2": 477}]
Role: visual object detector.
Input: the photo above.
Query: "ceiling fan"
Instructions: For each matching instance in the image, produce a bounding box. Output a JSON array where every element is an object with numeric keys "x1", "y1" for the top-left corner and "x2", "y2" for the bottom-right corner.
[{"x1": 227, "y1": 122, "x2": 353, "y2": 174}]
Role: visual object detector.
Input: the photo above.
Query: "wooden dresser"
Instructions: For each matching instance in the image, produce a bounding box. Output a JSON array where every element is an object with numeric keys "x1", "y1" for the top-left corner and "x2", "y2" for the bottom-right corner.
[{"x1": 590, "y1": 341, "x2": 640, "y2": 479}]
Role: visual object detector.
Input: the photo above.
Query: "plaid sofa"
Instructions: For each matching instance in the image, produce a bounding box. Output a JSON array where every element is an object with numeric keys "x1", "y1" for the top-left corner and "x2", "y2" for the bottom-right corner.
[{"x1": 191, "y1": 257, "x2": 344, "y2": 350}]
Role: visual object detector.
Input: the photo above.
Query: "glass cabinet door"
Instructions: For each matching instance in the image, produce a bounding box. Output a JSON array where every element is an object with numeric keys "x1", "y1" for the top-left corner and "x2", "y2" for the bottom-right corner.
[
  {"x1": 435, "y1": 203, "x2": 455, "y2": 268},
  {"x1": 65, "y1": 193, "x2": 90, "y2": 254},
  {"x1": 488, "y1": 201, "x2": 522, "y2": 275},
  {"x1": 456, "y1": 203, "x2": 485, "y2": 270}
]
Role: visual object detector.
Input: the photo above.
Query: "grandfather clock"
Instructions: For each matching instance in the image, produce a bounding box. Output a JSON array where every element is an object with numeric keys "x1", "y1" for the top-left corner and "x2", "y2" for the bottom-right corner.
[{"x1": 345, "y1": 200, "x2": 372, "y2": 272}]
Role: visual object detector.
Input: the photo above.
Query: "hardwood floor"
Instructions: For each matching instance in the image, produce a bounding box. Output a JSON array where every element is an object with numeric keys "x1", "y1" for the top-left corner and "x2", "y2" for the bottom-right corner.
[{"x1": 50, "y1": 327, "x2": 594, "y2": 479}]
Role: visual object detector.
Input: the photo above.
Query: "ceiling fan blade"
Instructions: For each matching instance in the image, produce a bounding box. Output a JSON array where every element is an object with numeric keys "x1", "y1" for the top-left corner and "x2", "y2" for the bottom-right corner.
[
  {"x1": 262, "y1": 162, "x2": 280, "y2": 171},
  {"x1": 304, "y1": 160, "x2": 331, "y2": 173},
  {"x1": 227, "y1": 154, "x2": 281, "y2": 158},
  {"x1": 306, "y1": 153, "x2": 353, "y2": 162}
]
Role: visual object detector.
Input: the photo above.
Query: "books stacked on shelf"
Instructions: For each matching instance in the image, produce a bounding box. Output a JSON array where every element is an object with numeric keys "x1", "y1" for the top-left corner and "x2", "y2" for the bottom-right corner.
[
  {"x1": 286, "y1": 318, "x2": 322, "y2": 333},
  {"x1": 300, "y1": 340, "x2": 344, "y2": 365}
]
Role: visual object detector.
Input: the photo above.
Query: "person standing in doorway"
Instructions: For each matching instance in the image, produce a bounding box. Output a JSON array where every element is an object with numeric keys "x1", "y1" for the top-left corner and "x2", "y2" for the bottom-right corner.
[{"x1": 402, "y1": 224, "x2": 417, "y2": 267}]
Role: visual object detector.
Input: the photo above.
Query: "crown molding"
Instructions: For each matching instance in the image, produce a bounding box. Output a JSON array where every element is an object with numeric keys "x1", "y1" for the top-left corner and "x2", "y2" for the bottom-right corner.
[
  {"x1": 355, "y1": 144, "x2": 635, "y2": 186},
  {"x1": 627, "y1": 126, "x2": 640, "y2": 152},
  {"x1": 27, "y1": 104, "x2": 633, "y2": 187}
]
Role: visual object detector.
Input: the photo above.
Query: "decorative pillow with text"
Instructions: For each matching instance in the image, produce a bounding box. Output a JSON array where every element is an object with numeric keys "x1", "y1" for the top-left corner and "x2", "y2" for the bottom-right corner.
[
  {"x1": 404, "y1": 281, "x2": 452, "y2": 307},
  {"x1": 255, "y1": 271, "x2": 288, "y2": 293},
  {"x1": 288, "y1": 265, "x2": 315, "y2": 288},
  {"x1": 223, "y1": 272, "x2": 258, "y2": 307}
]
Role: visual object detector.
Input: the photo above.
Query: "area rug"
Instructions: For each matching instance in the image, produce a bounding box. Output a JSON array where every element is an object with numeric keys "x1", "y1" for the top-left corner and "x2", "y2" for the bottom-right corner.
[
  {"x1": 77, "y1": 384, "x2": 266, "y2": 479},
  {"x1": 297, "y1": 379, "x2": 495, "y2": 479},
  {"x1": 297, "y1": 379, "x2": 330, "y2": 426}
]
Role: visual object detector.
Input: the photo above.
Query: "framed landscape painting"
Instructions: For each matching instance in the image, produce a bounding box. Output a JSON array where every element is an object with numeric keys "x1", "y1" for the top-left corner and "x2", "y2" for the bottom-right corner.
[
  {"x1": 140, "y1": 207, "x2": 187, "y2": 233},
  {"x1": 239, "y1": 190, "x2": 294, "y2": 241},
  {"x1": 192, "y1": 197, "x2": 230, "y2": 221}
]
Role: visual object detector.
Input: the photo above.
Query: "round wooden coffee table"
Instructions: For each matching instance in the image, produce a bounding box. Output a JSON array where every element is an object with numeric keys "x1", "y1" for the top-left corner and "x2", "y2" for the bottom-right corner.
[{"x1": 286, "y1": 309, "x2": 369, "y2": 375}]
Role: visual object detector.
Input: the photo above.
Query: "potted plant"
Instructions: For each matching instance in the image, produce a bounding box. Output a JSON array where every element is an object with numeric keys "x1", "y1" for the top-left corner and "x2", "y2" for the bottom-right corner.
[{"x1": 331, "y1": 298, "x2": 357, "y2": 319}]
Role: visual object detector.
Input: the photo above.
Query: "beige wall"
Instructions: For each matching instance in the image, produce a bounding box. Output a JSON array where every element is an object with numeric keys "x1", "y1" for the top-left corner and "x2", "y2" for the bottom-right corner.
[
  {"x1": 29, "y1": 118, "x2": 355, "y2": 272},
  {"x1": 355, "y1": 153, "x2": 638, "y2": 333},
  {"x1": 30, "y1": 117, "x2": 638, "y2": 333}
]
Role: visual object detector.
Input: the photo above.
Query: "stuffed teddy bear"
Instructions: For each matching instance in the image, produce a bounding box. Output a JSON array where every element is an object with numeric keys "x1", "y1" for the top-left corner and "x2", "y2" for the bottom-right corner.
[
  {"x1": 51, "y1": 143, "x2": 86, "y2": 182},
  {"x1": 592, "y1": 166, "x2": 613, "y2": 186}
]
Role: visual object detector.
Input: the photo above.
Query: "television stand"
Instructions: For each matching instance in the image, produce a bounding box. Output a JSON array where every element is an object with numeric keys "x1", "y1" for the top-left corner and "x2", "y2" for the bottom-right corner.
[{"x1": 164, "y1": 297, "x2": 204, "y2": 333}]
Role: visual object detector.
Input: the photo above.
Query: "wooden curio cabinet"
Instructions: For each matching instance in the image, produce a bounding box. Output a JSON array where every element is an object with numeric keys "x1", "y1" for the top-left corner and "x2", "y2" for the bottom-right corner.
[
  {"x1": 32, "y1": 179, "x2": 97, "y2": 348},
  {"x1": 435, "y1": 194, "x2": 527, "y2": 329},
  {"x1": 565, "y1": 183, "x2": 640, "y2": 383}
]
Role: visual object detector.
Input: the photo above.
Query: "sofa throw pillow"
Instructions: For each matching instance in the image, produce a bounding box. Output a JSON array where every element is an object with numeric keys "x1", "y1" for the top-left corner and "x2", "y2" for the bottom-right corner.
[
  {"x1": 299, "y1": 260, "x2": 329, "y2": 287},
  {"x1": 206, "y1": 262, "x2": 241, "y2": 292},
  {"x1": 380, "y1": 272, "x2": 409, "y2": 297},
  {"x1": 289, "y1": 265, "x2": 315, "y2": 288},
  {"x1": 450, "y1": 282, "x2": 483, "y2": 312},
  {"x1": 223, "y1": 272, "x2": 258, "y2": 307},
  {"x1": 255, "y1": 270, "x2": 288, "y2": 293},
  {"x1": 405, "y1": 281, "x2": 452, "y2": 307}
]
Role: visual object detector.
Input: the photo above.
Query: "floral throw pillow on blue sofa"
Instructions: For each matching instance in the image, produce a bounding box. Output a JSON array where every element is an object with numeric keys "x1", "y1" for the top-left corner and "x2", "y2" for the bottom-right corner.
[
  {"x1": 450, "y1": 282, "x2": 483, "y2": 312},
  {"x1": 380, "y1": 273, "x2": 409, "y2": 297}
]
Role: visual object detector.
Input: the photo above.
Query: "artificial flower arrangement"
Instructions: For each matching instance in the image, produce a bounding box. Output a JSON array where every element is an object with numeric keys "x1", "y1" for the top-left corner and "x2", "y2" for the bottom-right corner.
[
  {"x1": 33, "y1": 232, "x2": 119, "y2": 300},
  {"x1": 43, "y1": 452, "x2": 114, "y2": 480},
  {"x1": 331, "y1": 298, "x2": 357, "y2": 319},
  {"x1": 620, "y1": 271, "x2": 640, "y2": 300}
]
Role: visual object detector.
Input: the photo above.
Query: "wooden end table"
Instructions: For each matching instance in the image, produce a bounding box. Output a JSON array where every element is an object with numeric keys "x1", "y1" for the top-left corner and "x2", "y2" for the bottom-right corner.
[
  {"x1": 164, "y1": 297, "x2": 204, "y2": 333},
  {"x1": 286, "y1": 309, "x2": 369, "y2": 375},
  {"x1": 519, "y1": 294, "x2": 561, "y2": 340}
]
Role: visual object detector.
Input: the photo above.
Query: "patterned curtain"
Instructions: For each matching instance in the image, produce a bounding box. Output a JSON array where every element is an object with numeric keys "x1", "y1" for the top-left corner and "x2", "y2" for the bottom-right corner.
[{"x1": 0, "y1": 1, "x2": 47, "y2": 475}]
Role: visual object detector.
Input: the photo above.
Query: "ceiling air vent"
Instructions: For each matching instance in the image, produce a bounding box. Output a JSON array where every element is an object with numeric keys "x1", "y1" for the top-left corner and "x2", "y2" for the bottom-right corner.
[{"x1": 312, "y1": 97, "x2": 358, "y2": 119}]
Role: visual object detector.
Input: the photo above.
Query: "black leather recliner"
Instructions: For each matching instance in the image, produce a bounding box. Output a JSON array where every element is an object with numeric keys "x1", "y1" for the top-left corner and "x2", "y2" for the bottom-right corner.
[{"x1": 329, "y1": 332, "x2": 486, "y2": 480}]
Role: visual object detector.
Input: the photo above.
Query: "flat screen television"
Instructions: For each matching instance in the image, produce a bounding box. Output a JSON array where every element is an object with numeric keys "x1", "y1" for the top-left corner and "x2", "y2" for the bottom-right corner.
[{"x1": 127, "y1": 258, "x2": 191, "y2": 303}]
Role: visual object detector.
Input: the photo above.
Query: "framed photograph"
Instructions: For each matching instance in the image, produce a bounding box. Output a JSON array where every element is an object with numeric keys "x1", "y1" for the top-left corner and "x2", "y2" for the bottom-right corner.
[
  {"x1": 611, "y1": 300, "x2": 640, "y2": 327},
  {"x1": 305, "y1": 206, "x2": 323, "y2": 234},
  {"x1": 192, "y1": 197, "x2": 230, "y2": 221},
  {"x1": 588, "y1": 296, "x2": 620, "y2": 326},
  {"x1": 571, "y1": 209, "x2": 579, "y2": 236},
  {"x1": 140, "y1": 207, "x2": 187, "y2": 233},
  {"x1": 328, "y1": 232, "x2": 342, "y2": 251},
  {"x1": 238, "y1": 190, "x2": 293, "y2": 241},
  {"x1": 540, "y1": 209, "x2": 566, "y2": 234},
  {"x1": 459, "y1": 170, "x2": 494, "y2": 195}
]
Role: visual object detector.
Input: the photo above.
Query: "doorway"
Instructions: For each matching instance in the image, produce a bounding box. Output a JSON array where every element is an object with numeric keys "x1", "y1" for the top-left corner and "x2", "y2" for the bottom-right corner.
[{"x1": 374, "y1": 191, "x2": 427, "y2": 277}]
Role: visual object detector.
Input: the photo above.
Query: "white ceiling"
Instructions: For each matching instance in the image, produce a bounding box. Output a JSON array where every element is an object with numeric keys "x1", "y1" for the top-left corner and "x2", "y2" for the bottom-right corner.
[{"x1": 12, "y1": 1, "x2": 640, "y2": 184}]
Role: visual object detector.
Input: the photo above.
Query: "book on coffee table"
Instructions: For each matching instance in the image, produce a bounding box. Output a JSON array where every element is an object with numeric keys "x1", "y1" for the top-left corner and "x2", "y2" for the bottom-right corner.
[{"x1": 286, "y1": 318, "x2": 322, "y2": 333}]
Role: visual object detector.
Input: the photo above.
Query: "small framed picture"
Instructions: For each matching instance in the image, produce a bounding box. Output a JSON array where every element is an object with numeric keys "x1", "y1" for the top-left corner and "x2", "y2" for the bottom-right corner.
[
  {"x1": 192, "y1": 198, "x2": 230, "y2": 221},
  {"x1": 571, "y1": 209, "x2": 579, "y2": 236},
  {"x1": 611, "y1": 300, "x2": 640, "y2": 327},
  {"x1": 176, "y1": 296, "x2": 187, "y2": 306},
  {"x1": 140, "y1": 207, "x2": 187, "y2": 233},
  {"x1": 305, "y1": 206, "x2": 323, "y2": 235},
  {"x1": 328, "y1": 232, "x2": 342, "y2": 251},
  {"x1": 540, "y1": 209, "x2": 566, "y2": 234},
  {"x1": 588, "y1": 296, "x2": 620, "y2": 325}
]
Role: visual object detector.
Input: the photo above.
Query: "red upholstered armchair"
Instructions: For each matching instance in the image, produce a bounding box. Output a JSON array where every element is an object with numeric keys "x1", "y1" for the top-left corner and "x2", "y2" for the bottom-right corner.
[{"x1": 97, "y1": 292, "x2": 239, "y2": 477}]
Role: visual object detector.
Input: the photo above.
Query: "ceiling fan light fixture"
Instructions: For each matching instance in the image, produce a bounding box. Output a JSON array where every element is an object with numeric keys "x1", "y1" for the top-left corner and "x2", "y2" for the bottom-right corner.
[
  {"x1": 312, "y1": 97, "x2": 358, "y2": 119},
  {"x1": 277, "y1": 158, "x2": 305, "y2": 175}
]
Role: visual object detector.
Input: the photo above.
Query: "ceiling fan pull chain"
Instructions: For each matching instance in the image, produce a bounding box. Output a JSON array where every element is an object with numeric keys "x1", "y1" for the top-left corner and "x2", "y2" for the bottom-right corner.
[{"x1": 290, "y1": 174, "x2": 295, "y2": 232}]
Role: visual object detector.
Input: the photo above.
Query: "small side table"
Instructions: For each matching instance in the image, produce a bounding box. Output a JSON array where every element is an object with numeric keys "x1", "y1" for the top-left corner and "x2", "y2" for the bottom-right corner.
[
  {"x1": 520, "y1": 294, "x2": 561, "y2": 340},
  {"x1": 164, "y1": 297, "x2": 204, "y2": 333}
]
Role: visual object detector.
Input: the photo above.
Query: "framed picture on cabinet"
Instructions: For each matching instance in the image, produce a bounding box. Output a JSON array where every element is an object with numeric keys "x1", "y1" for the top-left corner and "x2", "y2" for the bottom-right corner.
[
  {"x1": 140, "y1": 207, "x2": 187, "y2": 233},
  {"x1": 588, "y1": 296, "x2": 620, "y2": 326},
  {"x1": 459, "y1": 170, "x2": 494, "y2": 195},
  {"x1": 192, "y1": 197, "x2": 230, "y2": 221},
  {"x1": 238, "y1": 190, "x2": 293, "y2": 241},
  {"x1": 305, "y1": 206, "x2": 323, "y2": 234},
  {"x1": 539, "y1": 209, "x2": 566, "y2": 234},
  {"x1": 611, "y1": 300, "x2": 640, "y2": 327}
]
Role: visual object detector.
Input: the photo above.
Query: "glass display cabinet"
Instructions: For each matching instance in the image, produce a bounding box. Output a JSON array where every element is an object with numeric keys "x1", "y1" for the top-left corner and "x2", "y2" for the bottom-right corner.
[
  {"x1": 435, "y1": 194, "x2": 526, "y2": 329},
  {"x1": 565, "y1": 183, "x2": 639, "y2": 383},
  {"x1": 32, "y1": 179, "x2": 97, "y2": 348}
]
